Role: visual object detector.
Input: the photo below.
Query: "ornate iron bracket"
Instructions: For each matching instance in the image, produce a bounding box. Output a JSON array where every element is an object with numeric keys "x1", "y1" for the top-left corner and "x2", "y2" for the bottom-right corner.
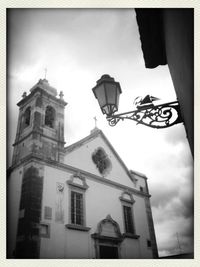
[{"x1": 106, "y1": 101, "x2": 183, "y2": 129}]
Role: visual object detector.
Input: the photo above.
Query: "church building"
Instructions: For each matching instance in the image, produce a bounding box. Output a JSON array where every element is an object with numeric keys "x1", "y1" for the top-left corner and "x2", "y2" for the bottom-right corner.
[{"x1": 7, "y1": 78, "x2": 158, "y2": 259}]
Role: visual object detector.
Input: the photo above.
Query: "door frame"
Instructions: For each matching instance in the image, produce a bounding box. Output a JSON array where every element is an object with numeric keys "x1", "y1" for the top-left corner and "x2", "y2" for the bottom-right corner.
[{"x1": 92, "y1": 235, "x2": 122, "y2": 259}]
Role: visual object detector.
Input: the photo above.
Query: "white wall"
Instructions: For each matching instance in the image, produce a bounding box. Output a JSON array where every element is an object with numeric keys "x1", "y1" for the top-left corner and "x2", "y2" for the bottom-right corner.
[
  {"x1": 40, "y1": 164, "x2": 153, "y2": 259},
  {"x1": 64, "y1": 135, "x2": 135, "y2": 188},
  {"x1": 40, "y1": 166, "x2": 69, "y2": 258}
]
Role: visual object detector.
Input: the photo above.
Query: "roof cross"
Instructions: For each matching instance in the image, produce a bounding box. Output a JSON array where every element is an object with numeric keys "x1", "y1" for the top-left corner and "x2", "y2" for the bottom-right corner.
[
  {"x1": 94, "y1": 116, "x2": 97, "y2": 128},
  {"x1": 44, "y1": 67, "x2": 47, "y2": 79}
]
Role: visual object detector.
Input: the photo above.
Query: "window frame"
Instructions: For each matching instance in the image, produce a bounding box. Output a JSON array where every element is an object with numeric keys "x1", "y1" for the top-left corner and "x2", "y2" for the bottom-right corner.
[
  {"x1": 23, "y1": 106, "x2": 31, "y2": 129},
  {"x1": 119, "y1": 191, "x2": 139, "y2": 239},
  {"x1": 147, "y1": 239, "x2": 152, "y2": 248},
  {"x1": 44, "y1": 105, "x2": 56, "y2": 129},
  {"x1": 40, "y1": 222, "x2": 50, "y2": 238},
  {"x1": 71, "y1": 190, "x2": 84, "y2": 226},
  {"x1": 123, "y1": 205, "x2": 135, "y2": 234},
  {"x1": 66, "y1": 172, "x2": 90, "y2": 232}
]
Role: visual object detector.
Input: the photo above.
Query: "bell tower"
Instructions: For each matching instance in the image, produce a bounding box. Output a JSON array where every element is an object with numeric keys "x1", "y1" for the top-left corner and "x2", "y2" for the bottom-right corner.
[
  {"x1": 12, "y1": 78, "x2": 67, "y2": 165},
  {"x1": 8, "y1": 78, "x2": 67, "y2": 258}
]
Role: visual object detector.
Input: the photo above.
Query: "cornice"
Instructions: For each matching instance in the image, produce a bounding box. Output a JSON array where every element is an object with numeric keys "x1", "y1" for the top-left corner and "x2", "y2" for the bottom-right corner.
[
  {"x1": 8, "y1": 154, "x2": 151, "y2": 199},
  {"x1": 13, "y1": 130, "x2": 65, "y2": 146},
  {"x1": 17, "y1": 87, "x2": 67, "y2": 107}
]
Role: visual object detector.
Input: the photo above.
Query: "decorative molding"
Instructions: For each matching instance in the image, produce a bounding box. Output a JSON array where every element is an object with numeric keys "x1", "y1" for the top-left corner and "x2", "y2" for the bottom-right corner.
[
  {"x1": 122, "y1": 233, "x2": 140, "y2": 239},
  {"x1": 17, "y1": 87, "x2": 67, "y2": 107},
  {"x1": 65, "y1": 224, "x2": 91, "y2": 232},
  {"x1": 67, "y1": 172, "x2": 89, "y2": 191},
  {"x1": 57, "y1": 183, "x2": 64, "y2": 192},
  {"x1": 12, "y1": 129, "x2": 66, "y2": 147},
  {"x1": 8, "y1": 155, "x2": 151, "y2": 198},
  {"x1": 91, "y1": 233, "x2": 123, "y2": 243},
  {"x1": 129, "y1": 169, "x2": 147, "y2": 180},
  {"x1": 55, "y1": 182, "x2": 64, "y2": 223},
  {"x1": 96, "y1": 214, "x2": 122, "y2": 239},
  {"x1": 92, "y1": 215, "x2": 123, "y2": 259},
  {"x1": 92, "y1": 147, "x2": 112, "y2": 176},
  {"x1": 119, "y1": 191, "x2": 135, "y2": 205}
]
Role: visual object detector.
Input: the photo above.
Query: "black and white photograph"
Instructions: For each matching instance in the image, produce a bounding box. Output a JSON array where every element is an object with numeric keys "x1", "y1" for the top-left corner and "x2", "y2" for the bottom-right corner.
[{"x1": 6, "y1": 7, "x2": 194, "y2": 260}]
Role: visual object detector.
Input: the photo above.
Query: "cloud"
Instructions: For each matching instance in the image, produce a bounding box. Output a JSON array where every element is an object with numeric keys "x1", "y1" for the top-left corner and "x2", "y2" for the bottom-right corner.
[
  {"x1": 151, "y1": 177, "x2": 193, "y2": 256},
  {"x1": 154, "y1": 215, "x2": 194, "y2": 257},
  {"x1": 7, "y1": 9, "x2": 142, "y2": 75},
  {"x1": 149, "y1": 149, "x2": 193, "y2": 257},
  {"x1": 150, "y1": 184, "x2": 177, "y2": 209},
  {"x1": 164, "y1": 123, "x2": 188, "y2": 146}
]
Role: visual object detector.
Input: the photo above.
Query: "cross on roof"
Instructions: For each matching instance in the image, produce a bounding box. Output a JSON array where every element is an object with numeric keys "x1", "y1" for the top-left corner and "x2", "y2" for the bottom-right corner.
[
  {"x1": 44, "y1": 67, "x2": 47, "y2": 79},
  {"x1": 94, "y1": 116, "x2": 97, "y2": 128}
]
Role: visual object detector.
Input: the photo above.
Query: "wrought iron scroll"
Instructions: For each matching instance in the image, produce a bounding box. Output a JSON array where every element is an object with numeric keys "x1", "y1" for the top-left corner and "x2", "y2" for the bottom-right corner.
[{"x1": 106, "y1": 101, "x2": 182, "y2": 129}]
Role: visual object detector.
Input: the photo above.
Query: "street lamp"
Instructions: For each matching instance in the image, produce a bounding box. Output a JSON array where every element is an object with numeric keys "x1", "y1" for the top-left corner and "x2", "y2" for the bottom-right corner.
[{"x1": 92, "y1": 74, "x2": 183, "y2": 129}]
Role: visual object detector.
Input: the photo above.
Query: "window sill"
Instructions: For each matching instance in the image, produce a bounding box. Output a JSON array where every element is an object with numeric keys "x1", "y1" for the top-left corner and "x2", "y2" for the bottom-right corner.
[
  {"x1": 122, "y1": 233, "x2": 140, "y2": 239},
  {"x1": 65, "y1": 224, "x2": 91, "y2": 232}
]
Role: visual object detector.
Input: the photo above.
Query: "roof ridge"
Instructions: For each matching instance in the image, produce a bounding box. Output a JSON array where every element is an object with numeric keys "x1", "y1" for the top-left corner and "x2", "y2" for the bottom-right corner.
[{"x1": 65, "y1": 129, "x2": 102, "y2": 153}]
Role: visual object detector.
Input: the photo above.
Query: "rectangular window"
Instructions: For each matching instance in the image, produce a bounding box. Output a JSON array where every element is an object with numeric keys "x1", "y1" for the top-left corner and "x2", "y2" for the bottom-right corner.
[
  {"x1": 123, "y1": 206, "x2": 134, "y2": 234},
  {"x1": 147, "y1": 239, "x2": 152, "y2": 247},
  {"x1": 40, "y1": 223, "x2": 50, "y2": 238},
  {"x1": 44, "y1": 206, "x2": 52, "y2": 220},
  {"x1": 71, "y1": 191, "x2": 83, "y2": 225}
]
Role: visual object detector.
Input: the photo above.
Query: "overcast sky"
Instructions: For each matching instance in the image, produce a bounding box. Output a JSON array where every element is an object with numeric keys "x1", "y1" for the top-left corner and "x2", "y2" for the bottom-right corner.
[{"x1": 7, "y1": 8, "x2": 193, "y2": 257}]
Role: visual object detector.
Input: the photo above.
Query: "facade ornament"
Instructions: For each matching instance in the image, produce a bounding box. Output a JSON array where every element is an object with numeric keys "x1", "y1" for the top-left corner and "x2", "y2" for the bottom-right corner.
[
  {"x1": 92, "y1": 147, "x2": 112, "y2": 175},
  {"x1": 59, "y1": 91, "x2": 64, "y2": 100},
  {"x1": 22, "y1": 92, "x2": 27, "y2": 98}
]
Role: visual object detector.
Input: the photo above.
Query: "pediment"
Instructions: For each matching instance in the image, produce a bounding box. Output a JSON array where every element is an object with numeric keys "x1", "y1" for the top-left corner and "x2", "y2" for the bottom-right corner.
[
  {"x1": 97, "y1": 214, "x2": 122, "y2": 238},
  {"x1": 64, "y1": 129, "x2": 136, "y2": 188}
]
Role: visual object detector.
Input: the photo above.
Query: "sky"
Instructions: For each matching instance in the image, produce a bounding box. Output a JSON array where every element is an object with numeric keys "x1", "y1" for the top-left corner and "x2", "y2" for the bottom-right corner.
[{"x1": 7, "y1": 8, "x2": 193, "y2": 257}]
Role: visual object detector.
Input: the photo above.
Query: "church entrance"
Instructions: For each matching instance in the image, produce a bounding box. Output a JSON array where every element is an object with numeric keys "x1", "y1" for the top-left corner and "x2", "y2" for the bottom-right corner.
[
  {"x1": 91, "y1": 215, "x2": 123, "y2": 259},
  {"x1": 99, "y1": 245, "x2": 118, "y2": 259}
]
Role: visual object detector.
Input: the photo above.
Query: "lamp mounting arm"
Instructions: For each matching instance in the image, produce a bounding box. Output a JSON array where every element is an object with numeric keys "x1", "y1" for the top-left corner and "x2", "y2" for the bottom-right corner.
[{"x1": 106, "y1": 101, "x2": 183, "y2": 129}]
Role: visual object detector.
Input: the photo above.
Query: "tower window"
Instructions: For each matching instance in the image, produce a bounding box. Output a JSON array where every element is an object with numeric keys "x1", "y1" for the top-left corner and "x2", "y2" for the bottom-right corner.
[
  {"x1": 45, "y1": 106, "x2": 55, "y2": 128},
  {"x1": 24, "y1": 107, "x2": 31, "y2": 127}
]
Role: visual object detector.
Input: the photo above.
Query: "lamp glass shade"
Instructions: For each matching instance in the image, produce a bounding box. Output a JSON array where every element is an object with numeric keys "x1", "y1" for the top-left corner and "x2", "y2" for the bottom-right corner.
[
  {"x1": 92, "y1": 75, "x2": 121, "y2": 116},
  {"x1": 106, "y1": 83, "x2": 116, "y2": 103},
  {"x1": 93, "y1": 83, "x2": 107, "y2": 109}
]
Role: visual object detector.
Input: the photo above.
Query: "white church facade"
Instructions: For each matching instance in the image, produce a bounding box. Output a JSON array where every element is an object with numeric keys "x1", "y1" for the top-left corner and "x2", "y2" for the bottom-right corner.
[{"x1": 7, "y1": 79, "x2": 158, "y2": 259}]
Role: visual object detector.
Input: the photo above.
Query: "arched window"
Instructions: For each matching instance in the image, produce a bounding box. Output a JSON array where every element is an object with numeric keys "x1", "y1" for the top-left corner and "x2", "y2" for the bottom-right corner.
[
  {"x1": 24, "y1": 107, "x2": 31, "y2": 127},
  {"x1": 45, "y1": 106, "x2": 55, "y2": 128}
]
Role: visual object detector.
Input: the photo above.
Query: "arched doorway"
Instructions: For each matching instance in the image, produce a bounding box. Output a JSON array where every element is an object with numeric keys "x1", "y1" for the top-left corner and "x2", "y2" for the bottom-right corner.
[{"x1": 91, "y1": 215, "x2": 123, "y2": 259}]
